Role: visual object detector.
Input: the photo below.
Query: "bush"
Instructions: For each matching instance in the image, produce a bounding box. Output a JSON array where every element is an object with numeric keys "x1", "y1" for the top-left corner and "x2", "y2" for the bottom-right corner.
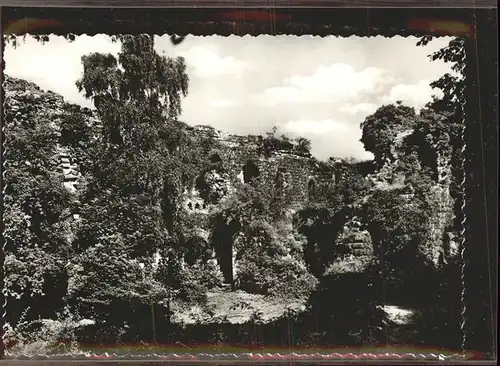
[
  {"x1": 4, "y1": 306, "x2": 90, "y2": 357},
  {"x1": 177, "y1": 259, "x2": 224, "y2": 305},
  {"x1": 235, "y1": 221, "x2": 317, "y2": 299}
]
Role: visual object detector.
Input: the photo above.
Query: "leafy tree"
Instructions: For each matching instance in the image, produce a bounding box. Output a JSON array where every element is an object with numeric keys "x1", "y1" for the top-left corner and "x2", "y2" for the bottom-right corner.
[
  {"x1": 360, "y1": 103, "x2": 418, "y2": 167},
  {"x1": 260, "y1": 127, "x2": 297, "y2": 156},
  {"x1": 208, "y1": 176, "x2": 315, "y2": 296},
  {"x1": 295, "y1": 207, "x2": 344, "y2": 277},
  {"x1": 67, "y1": 35, "x2": 192, "y2": 338},
  {"x1": 295, "y1": 159, "x2": 370, "y2": 276},
  {"x1": 59, "y1": 103, "x2": 100, "y2": 177},
  {"x1": 235, "y1": 219, "x2": 316, "y2": 298},
  {"x1": 294, "y1": 137, "x2": 312, "y2": 156},
  {"x1": 414, "y1": 35, "x2": 466, "y2": 350},
  {"x1": 334, "y1": 162, "x2": 371, "y2": 206}
]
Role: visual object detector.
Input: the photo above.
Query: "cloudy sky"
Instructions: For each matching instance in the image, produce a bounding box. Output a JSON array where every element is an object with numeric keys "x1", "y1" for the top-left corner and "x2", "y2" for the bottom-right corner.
[{"x1": 4, "y1": 35, "x2": 452, "y2": 161}]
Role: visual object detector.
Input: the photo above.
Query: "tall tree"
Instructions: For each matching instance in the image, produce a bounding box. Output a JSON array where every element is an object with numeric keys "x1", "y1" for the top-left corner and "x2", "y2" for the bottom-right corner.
[
  {"x1": 67, "y1": 35, "x2": 191, "y2": 341},
  {"x1": 360, "y1": 103, "x2": 418, "y2": 168}
]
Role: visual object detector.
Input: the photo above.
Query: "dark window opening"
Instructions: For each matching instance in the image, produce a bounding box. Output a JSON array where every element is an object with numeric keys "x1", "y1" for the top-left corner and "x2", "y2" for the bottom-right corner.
[
  {"x1": 195, "y1": 203, "x2": 201, "y2": 209},
  {"x1": 417, "y1": 142, "x2": 439, "y2": 182},
  {"x1": 243, "y1": 160, "x2": 260, "y2": 183},
  {"x1": 210, "y1": 153, "x2": 223, "y2": 164},
  {"x1": 275, "y1": 171, "x2": 285, "y2": 190},
  {"x1": 188, "y1": 202, "x2": 193, "y2": 210},
  {"x1": 308, "y1": 178, "x2": 316, "y2": 194}
]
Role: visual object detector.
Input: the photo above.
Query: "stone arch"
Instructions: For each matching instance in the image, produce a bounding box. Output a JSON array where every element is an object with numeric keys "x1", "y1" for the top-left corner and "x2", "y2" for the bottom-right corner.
[
  {"x1": 212, "y1": 219, "x2": 240, "y2": 287},
  {"x1": 243, "y1": 160, "x2": 260, "y2": 183}
]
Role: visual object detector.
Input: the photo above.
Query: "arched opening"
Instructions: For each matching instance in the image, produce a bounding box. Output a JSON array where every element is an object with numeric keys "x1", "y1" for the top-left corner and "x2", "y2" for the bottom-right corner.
[
  {"x1": 334, "y1": 169, "x2": 342, "y2": 185},
  {"x1": 308, "y1": 178, "x2": 317, "y2": 197},
  {"x1": 417, "y1": 141, "x2": 439, "y2": 182},
  {"x1": 243, "y1": 160, "x2": 260, "y2": 184},
  {"x1": 210, "y1": 153, "x2": 223, "y2": 164},
  {"x1": 212, "y1": 219, "x2": 240, "y2": 287}
]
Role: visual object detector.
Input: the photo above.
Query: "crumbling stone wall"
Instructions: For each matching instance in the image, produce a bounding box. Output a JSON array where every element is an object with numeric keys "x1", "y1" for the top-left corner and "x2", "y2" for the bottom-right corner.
[
  {"x1": 190, "y1": 126, "x2": 325, "y2": 209},
  {"x1": 362, "y1": 129, "x2": 456, "y2": 266},
  {"x1": 253, "y1": 152, "x2": 317, "y2": 207}
]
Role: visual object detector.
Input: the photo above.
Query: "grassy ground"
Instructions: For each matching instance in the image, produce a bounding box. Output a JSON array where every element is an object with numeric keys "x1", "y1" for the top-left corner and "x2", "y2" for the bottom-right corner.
[{"x1": 172, "y1": 289, "x2": 307, "y2": 325}]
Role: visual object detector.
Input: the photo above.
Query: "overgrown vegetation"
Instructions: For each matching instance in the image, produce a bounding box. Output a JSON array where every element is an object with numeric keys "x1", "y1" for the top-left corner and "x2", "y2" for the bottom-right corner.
[{"x1": 3, "y1": 34, "x2": 465, "y2": 354}]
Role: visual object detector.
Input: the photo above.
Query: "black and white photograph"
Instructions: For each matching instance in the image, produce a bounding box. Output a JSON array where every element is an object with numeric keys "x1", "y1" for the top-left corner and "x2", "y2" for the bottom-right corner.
[{"x1": 3, "y1": 32, "x2": 468, "y2": 358}]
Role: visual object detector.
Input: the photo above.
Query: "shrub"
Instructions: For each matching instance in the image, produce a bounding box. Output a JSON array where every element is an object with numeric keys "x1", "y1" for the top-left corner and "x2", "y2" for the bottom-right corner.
[{"x1": 4, "y1": 306, "x2": 90, "y2": 357}]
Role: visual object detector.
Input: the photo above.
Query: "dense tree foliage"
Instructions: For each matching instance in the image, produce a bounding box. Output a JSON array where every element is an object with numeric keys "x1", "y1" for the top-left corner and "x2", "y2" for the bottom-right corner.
[
  {"x1": 413, "y1": 35, "x2": 466, "y2": 350},
  {"x1": 64, "y1": 35, "x2": 198, "y2": 341},
  {"x1": 261, "y1": 127, "x2": 312, "y2": 157},
  {"x1": 360, "y1": 103, "x2": 418, "y2": 167}
]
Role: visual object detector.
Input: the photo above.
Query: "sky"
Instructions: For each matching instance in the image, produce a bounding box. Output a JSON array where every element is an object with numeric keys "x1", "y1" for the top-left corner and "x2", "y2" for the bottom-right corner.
[{"x1": 4, "y1": 35, "x2": 453, "y2": 161}]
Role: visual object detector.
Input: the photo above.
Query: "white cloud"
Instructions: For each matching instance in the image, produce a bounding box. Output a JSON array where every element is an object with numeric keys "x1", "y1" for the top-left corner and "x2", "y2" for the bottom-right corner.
[
  {"x1": 380, "y1": 79, "x2": 442, "y2": 110},
  {"x1": 284, "y1": 119, "x2": 348, "y2": 135},
  {"x1": 213, "y1": 99, "x2": 239, "y2": 108},
  {"x1": 340, "y1": 102, "x2": 379, "y2": 116},
  {"x1": 4, "y1": 35, "x2": 452, "y2": 162},
  {"x1": 254, "y1": 63, "x2": 393, "y2": 106},
  {"x1": 180, "y1": 46, "x2": 249, "y2": 78},
  {"x1": 4, "y1": 35, "x2": 120, "y2": 108},
  {"x1": 281, "y1": 118, "x2": 373, "y2": 161}
]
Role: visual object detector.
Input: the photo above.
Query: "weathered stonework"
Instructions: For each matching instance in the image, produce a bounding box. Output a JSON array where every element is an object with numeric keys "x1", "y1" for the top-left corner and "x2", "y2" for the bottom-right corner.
[
  {"x1": 4, "y1": 76, "x2": 90, "y2": 198},
  {"x1": 185, "y1": 125, "x2": 331, "y2": 212},
  {"x1": 363, "y1": 129, "x2": 456, "y2": 266},
  {"x1": 338, "y1": 215, "x2": 373, "y2": 258}
]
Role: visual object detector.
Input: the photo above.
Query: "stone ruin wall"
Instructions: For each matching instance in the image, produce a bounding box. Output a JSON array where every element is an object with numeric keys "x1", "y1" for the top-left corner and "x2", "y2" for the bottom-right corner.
[
  {"x1": 5, "y1": 76, "x2": 457, "y2": 286},
  {"x1": 189, "y1": 126, "x2": 326, "y2": 209}
]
